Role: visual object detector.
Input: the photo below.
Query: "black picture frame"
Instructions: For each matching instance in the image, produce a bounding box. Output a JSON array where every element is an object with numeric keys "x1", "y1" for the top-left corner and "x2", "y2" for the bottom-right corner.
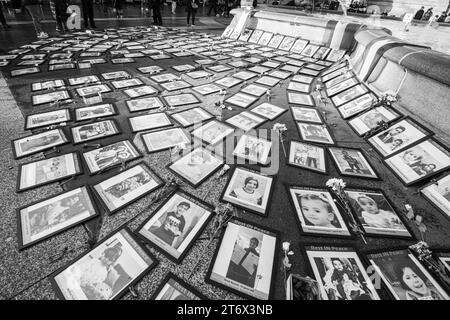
[
  {"x1": 70, "y1": 119, "x2": 121, "y2": 145},
  {"x1": 123, "y1": 85, "x2": 159, "y2": 99},
  {"x1": 286, "y1": 140, "x2": 329, "y2": 174},
  {"x1": 231, "y1": 132, "x2": 273, "y2": 166},
  {"x1": 419, "y1": 172, "x2": 450, "y2": 221},
  {"x1": 75, "y1": 84, "x2": 112, "y2": 98},
  {"x1": 337, "y1": 92, "x2": 377, "y2": 120},
  {"x1": 287, "y1": 92, "x2": 316, "y2": 107},
  {"x1": 347, "y1": 105, "x2": 403, "y2": 137},
  {"x1": 297, "y1": 122, "x2": 335, "y2": 146},
  {"x1": 111, "y1": 78, "x2": 144, "y2": 90},
  {"x1": 30, "y1": 79, "x2": 66, "y2": 92},
  {"x1": 225, "y1": 92, "x2": 260, "y2": 109},
  {"x1": 191, "y1": 119, "x2": 235, "y2": 146},
  {"x1": 101, "y1": 70, "x2": 132, "y2": 81},
  {"x1": 225, "y1": 111, "x2": 268, "y2": 132},
  {"x1": 290, "y1": 106, "x2": 324, "y2": 124},
  {"x1": 136, "y1": 188, "x2": 214, "y2": 263},
  {"x1": 17, "y1": 186, "x2": 100, "y2": 250},
  {"x1": 150, "y1": 272, "x2": 208, "y2": 300},
  {"x1": 169, "y1": 106, "x2": 215, "y2": 128},
  {"x1": 11, "y1": 129, "x2": 69, "y2": 160},
  {"x1": 16, "y1": 151, "x2": 83, "y2": 193},
  {"x1": 328, "y1": 146, "x2": 379, "y2": 180},
  {"x1": 92, "y1": 162, "x2": 165, "y2": 215},
  {"x1": 141, "y1": 127, "x2": 191, "y2": 154},
  {"x1": 125, "y1": 96, "x2": 164, "y2": 113},
  {"x1": 68, "y1": 75, "x2": 100, "y2": 86},
  {"x1": 49, "y1": 226, "x2": 158, "y2": 300},
  {"x1": 159, "y1": 80, "x2": 192, "y2": 92},
  {"x1": 74, "y1": 103, "x2": 118, "y2": 122},
  {"x1": 31, "y1": 90, "x2": 72, "y2": 106},
  {"x1": 214, "y1": 76, "x2": 243, "y2": 89},
  {"x1": 205, "y1": 217, "x2": 280, "y2": 300},
  {"x1": 162, "y1": 93, "x2": 201, "y2": 108},
  {"x1": 24, "y1": 108, "x2": 71, "y2": 130}
]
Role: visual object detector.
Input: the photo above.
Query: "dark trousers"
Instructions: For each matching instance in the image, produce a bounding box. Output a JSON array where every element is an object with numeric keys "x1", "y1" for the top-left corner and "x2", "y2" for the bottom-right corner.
[
  {"x1": 187, "y1": 9, "x2": 196, "y2": 25},
  {"x1": 55, "y1": 2, "x2": 68, "y2": 30},
  {"x1": 208, "y1": 4, "x2": 217, "y2": 15},
  {"x1": 0, "y1": 6, "x2": 7, "y2": 26},
  {"x1": 81, "y1": 0, "x2": 96, "y2": 28},
  {"x1": 152, "y1": 6, "x2": 162, "y2": 25}
]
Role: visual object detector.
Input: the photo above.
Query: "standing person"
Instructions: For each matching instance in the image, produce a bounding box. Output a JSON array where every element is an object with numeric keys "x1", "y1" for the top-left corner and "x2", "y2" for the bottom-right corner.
[
  {"x1": 53, "y1": 0, "x2": 69, "y2": 32},
  {"x1": 23, "y1": 0, "x2": 48, "y2": 39},
  {"x1": 114, "y1": 0, "x2": 124, "y2": 19},
  {"x1": 0, "y1": 4, "x2": 11, "y2": 30},
  {"x1": 186, "y1": 0, "x2": 199, "y2": 27},
  {"x1": 152, "y1": 0, "x2": 162, "y2": 25},
  {"x1": 81, "y1": 0, "x2": 96, "y2": 29},
  {"x1": 207, "y1": 0, "x2": 218, "y2": 16},
  {"x1": 171, "y1": 0, "x2": 177, "y2": 14},
  {"x1": 423, "y1": 7, "x2": 433, "y2": 20},
  {"x1": 223, "y1": 0, "x2": 232, "y2": 17},
  {"x1": 413, "y1": 6, "x2": 425, "y2": 20}
]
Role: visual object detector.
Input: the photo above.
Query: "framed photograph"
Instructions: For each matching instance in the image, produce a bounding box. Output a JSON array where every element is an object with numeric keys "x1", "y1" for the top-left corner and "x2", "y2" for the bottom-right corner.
[
  {"x1": 170, "y1": 107, "x2": 214, "y2": 127},
  {"x1": 225, "y1": 111, "x2": 266, "y2": 132},
  {"x1": 299, "y1": 68, "x2": 320, "y2": 77},
  {"x1": 225, "y1": 92, "x2": 259, "y2": 109},
  {"x1": 326, "y1": 49, "x2": 346, "y2": 62},
  {"x1": 249, "y1": 102, "x2": 286, "y2": 121},
  {"x1": 160, "y1": 80, "x2": 192, "y2": 92},
  {"x1": 248, "y1": 29, "x2": 264, "y2": 43},
  {"x1": 17, "y1": 186, "x2": 98, "y2": 249},
  {"x1": 75, "y1": 103, "x2": 117, "y2": 122},
  {"x1": 322, "y1": 66, "x2": 348, "y2": 83},
  {"x1": 150, "y1": 73, "x2": 179, "y2": 83},
  {"x1": 232, "y1": 71, "x2": 258, "y2": 81},
  {"x1": 207, "y1": 64, "x2": 232, "y2": 73},
  {"x1": 365, "y1": 248, "x2": 449, "y2": 300},
  {"x1": 128, "y1": 112, "x2": 173, "y2": 133},
  {"x1": 301, "y1": 44, "x2": 320, "y2": 57},
  {"x1": 338, "y1": 93, "x2": 377, "y2": 119},
  {"x1": 221, "y1": 167, "x2": 274, "y2": 216},
  {"x1": 172, "y1": 64, "x2": 195, "y2": 72},
  {"x1": 348, "y1": 106, "x2": 402, "y2": 136},
  {"x1": 331, "y1": 84, "x2": 368, "y2": 108},
  {"x1": 345, "y1": 189, "x2": 412, "y2": 238},
  {"x1": 151, "y1": 273, "x2": 207, "y2": 300},
  {"x1": 233, "y1": 133, "x2": 272, "y2": 165},
  {"x1": 420, "y1": 173, "x2": 450, "y2": 220},
  {"x1": 68, "y1": 75, "x2": 99, "y2": 86},
  {"x1": 287, "y1": 92, "x2": 315, "y2": 107},
  {"x1": 126, "y1": 97, "x2": 164, "y2": 113},
  {"x1": 71, "y1": 120, "x2": 120, "y2": 144},
  {"x1": 167, "y1": 147, "x2": 224, "y2": 188},
  {"x1": 291, "y1": 106, "x2": 324, "y2": 124},
  {"x1": 287, "y1": 81, "x2": 310, "y2": 93},
  {"x1": 258, "y1": 32, "x2": 273, "y2": 46},
  {"x1": 214, "y1": 76, "x2": 243, "y2": 89},
  {"x1": 254, "y1": 76, "x2": 280, "y2": 88},
  {"x1": 76, "y1": 84, "x2": 111, "y2": 98},
  {"x1": 313, "y1": 47, "x2": 331, "y2": 60},
  {"x1": 17, "y1": 152, "x2": 82, "y2": 192},
  {"x1": 279, "y1": 36, "x2": 296, "y2": 51},
  {"x1": 12, "y1": 129, "x2": 68, "y2": 159},
  {"x1": 206, "y1": 218, "x2": 279, "y2": 300},
  {"x1": 434, "y1": 251, "x2": 450, "y2": 274},
  {"x1": 123, "y1": 85, "x2": 158, "y2": 99},
  {"x1": 192, "y1": 83, "x2": 222, "y2": 96},
  {"x1": 241, "y1": 84, "x2": 269, "y2": 98},
  {"x1": 288, "y1": 140, "x2": 327, "y2": 174},
  {"x1": 93, "y1": 162, "x2": 164, "y2": 214},
  {"x1": 326, "y1": 77, "x2": 359, "y2": 97},
  {"x1": 48, "y1": 63, "x2": 76, "y2": 71},
  {"x1": 328, "y1": 147, "x2": 378, "y2": 179},
  {"x1": 291, "y1": 39, "x2": 309, "y2": 54},
  {"x1": 50, "y1": 227, "x2": 158, "y2": 300},
  {"x1": 268, "y1": 70, "x2": 291, "y2": 80},
  {"x1": 384, "y1": 139, "x2": 450, "y2": 186},
  {"x1": 137, "y1": 65, "x2": 164, "y2": 74},
  {"x1": 163, "y1": 93, "x2": 200, "y2": 108},
  {"x1": 325, "y1": 72, "x2": 354, "y2": 89},
  {"x1": 191, "y1": 119, "x2": 234, "y2": 145},
  {"x1": 82, "y1": 140, "x2": 142, "y2": 175},
  {"x1": 367, "y1": 118, "x2": 433, "y2": 158},
  {"x1": 101, "y1": 71, "x2": 131, "y2": 80},
  {"x1": 292, "y1": 74, "x2": 314, "y2": 84},
  {"x1": 137, "y1": 189, "x2": 214, "y2": 262},
  {"x1": 111, "y1": 57, "x2": 135, "y2": 64},
  {"x1": 287, "y1": 186, "x2": 351, "y2": 237},
  {"x1": 303, "y1": 244, "x2": 380, "y2": 300},
  {"x1": 31, "y1": 79, "x2": 65, "y2": 92},
  {"x1": 297, "y1": 123, "x2": 334, "y2": 145},
  {"x1": 185, "y1": 70, "x2": 212, "y2": 80},
  {"x1": 111, "y1": 78, "x2": 143, "y2": 90},
  {"x1": 142, "y1": 127, "x2": 191, "y2": 153},
  {"x1": 25, "y1": 109, "x2": 71, "y2": 130},
  {"x1": 31, "y1": 90, "x2": 71, "y2": 106}
]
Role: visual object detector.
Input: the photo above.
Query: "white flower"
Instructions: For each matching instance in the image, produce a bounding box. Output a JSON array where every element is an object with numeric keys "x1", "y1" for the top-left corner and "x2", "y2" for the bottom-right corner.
[
  {"x1": 282, "y1": 242, "x2": 290, "y2": 252},
  {"x1": 273, "y1": 123, "x2": 287, "y2": 132}
]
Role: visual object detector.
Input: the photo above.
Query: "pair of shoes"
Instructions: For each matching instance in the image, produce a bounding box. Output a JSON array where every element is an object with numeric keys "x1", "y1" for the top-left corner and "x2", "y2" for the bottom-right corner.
[{"x1": 37, "y1": 32, "x2": 49, "y2": 39}]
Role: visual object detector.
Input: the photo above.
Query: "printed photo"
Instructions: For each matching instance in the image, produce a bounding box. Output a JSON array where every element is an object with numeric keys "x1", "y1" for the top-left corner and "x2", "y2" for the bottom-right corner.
[
  {"x1": 326, "y1": 77, "x2": 359, "y2": 97},
  {"x1": 214, "y1": 76, "x2": 243, "y2": 89},
  {"x1": 298, "y1": 123, "x2": 334, "y2": 145},
  {"x1": 250, "y1": 103, "x2": 286, "y2": 121},
  {"x1": 12, "y1": 129, "x2": 68, "y2": 159},
  {"x1": 123, "y1": 85, "x2": 158, "y2": 99},
  {"x1": 291, "y1": 39, "x2": 309, "y2": 54},
  {"x1": 225, "y1": 111, "x2": 266, "y2": 132},
  {"x1": 126, "y1": 97, "x2": 164, "y2": 112},
  {"x1": 159, "y1": 80, "x2": 192, "y2": 92},
  {"x1": 76, "y1": 84, "x2": 111, "y2": 98},
  {"x1": 337, "y1": 93, "x2": 376, "y2": 119},
  {"x1": 31, "y1": 90, "x2": 71, "y2": 106},
  {"x1": 291, "y1": 106, "x2": 323, "y2": 123},
  {"x1": 255, "y1": 76, "x2": 280, "y2": 88},
  {"x1": 31, "y1": 79, "x2": 65, "y2": 91},
  {"x1": 71, "y1": 120, "x2": 119, "y2": 144},
  {"x1": 348, "y1": 106, "x2": 401, "y2": 136},
  {"x1": 150, "y1": 73, "x2": 179, "y2": 83},
  {"x1": 68, "y1": 75, "x2": 99, "y2": 86},
  {"x1": 18, "y1": 186, "x2": 98, "y2": 249},
  {"x1": 185, "y1": 71, "x2": 212, "y2": 80},
  {"x1": 25, "y1": 109, "x2": 71, "y2": 130},
  {"x1": 232, "y1": 71, "x2": 258, "y2": 81},
  {"x1": 129, "y1": 112, "x2": 173, "y2": 132},
  {"x1": 192, "y1": 83, "x2": 222, "y2": 96},
  {"x1": 111, "y1": 78, "x2": 143, "y2": 90},
  {"x1": 420, "y1": 173, "x2": 450, "y2": 219},
  {"x1": 152, "y1": 274, "x2": 206, "y2": 300},
  {"x1": 288, "y1": 187, "x2": 350, "y2": 237},
  {"x1": 287, "y1": 81, "x2": 310, "y2": 93},
  {"x1": 163, "y1": 93, "x2": 200, "y2": 108},
  {"x1": 101, "y1": 71, "x2": 131, "y2": 80},
  {"x1": 288, "y1": 141, "x2": 327, "y2": 173},
  {"x1": 225, "y1": 92, "x2": 259, "y2": 109},
  {"x1": 331, "y1": 85, "x2": 368, "y2": 107},
  {"x1": 233, "y1": 134, "x2": 272, "y2": 165},
  {"x1": 142, "y1": 128, "x2": 191, "y2": 153},
  {"x1": 287, "y1": 92, "x2": 315, "y2": 106},
  {"x1": 367, "y1": 249, "x2": 449, "y2": 300},
  {"x1": 207, "y1": 219, "x2": 278, "y2": 300},
  {"x1": 191, "y1": 120, "x2": 234, "y2": 145},
  {"x1": 170, "y1": 107, "x2": 214, "y2": 127},
  {"x1": 75, "y1": 104, "x2": 116, "y2": 122},
  {"x1": 138, "y1": 190, "x2": 213, "y2": 261},
  {"x1": 241, "y1": 84, "x2": 268, "y2": 97},
  {"x1": 51, "y1": 228, "x2": 156, "y2": 300},
  {"x1": 328, "y1": 147, "x2": 378, "y2": 179}
]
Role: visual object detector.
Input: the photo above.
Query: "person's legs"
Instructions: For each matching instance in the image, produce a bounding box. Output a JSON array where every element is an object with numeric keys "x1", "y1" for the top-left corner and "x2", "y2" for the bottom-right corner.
[
  {"x1": 187, "y1": 11, "x2": 191, "y2": 25},
  {"x1": 81, "y1": 0, "x2": 89, "y2": 28},
  {"x1": 192, "y1": 9, "x2": 196, "y2": 25},
  {"x1": 25, "y1": 5, "x2": 44, "y2": 36},
  {"x1": 87, "y1": 0, "x2": 96, "y2": 27},
  {"x1": 0, "y1": 6, "x2": 8, "y2": 27},
  {"x1": 157, "y1": 9, "x2": 162, "y2": 25},
  {"x1": 171, "y1": 1, "x2": 176, "y2": 14}
]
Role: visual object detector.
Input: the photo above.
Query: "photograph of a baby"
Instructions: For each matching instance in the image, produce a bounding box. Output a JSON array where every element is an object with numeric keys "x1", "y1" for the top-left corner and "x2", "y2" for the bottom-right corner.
[
  {"x1": 289, "y1": 188, "x2": 350, "y2": 236},
  {"x1": 345, "y1": 191, "x2": 410, "y2": 237}
]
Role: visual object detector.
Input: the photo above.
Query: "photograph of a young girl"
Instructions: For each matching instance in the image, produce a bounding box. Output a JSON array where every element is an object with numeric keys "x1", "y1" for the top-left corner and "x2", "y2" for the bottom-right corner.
[
  {"x1": 345, "y1": 190, "x2": 410, "y2": 237},
  {"x1": 289, "y1": 188, "x2": 350, "y2": 236}
]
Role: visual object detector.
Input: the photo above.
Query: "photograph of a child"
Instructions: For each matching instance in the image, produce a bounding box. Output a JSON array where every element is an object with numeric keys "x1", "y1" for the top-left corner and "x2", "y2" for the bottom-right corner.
[
  {"x1": 306, "y1": 248, "x2": 379, "y2": 300},
  {"x1": 13, "y1": 129, "x2": 68, "y2": 159},
  {"x1": 208, "y1": 220, "x2": 277, "y2": 300},
  {"x1": 222, "y1": 168, "x2": 273, "y2": 215},
  {"x1": 349, "y1": 106, "x2": 400, "y2": 136},
  {"x1": 345, "y1": 190, "x2": 410, "y2": 237},
  {"x1": 226, "y1": 112, "x2": 265, "y2": 132},
  {"x1": 329, "y1": 147, "x2": 378, "y2": 179},
  {"x1": 138, "y1": 192, "x2": 211, "y2": 260},
  {"x1": 288, "y1": 141, "x2": 326, "y2": 173},
  {"x1": 19, "y1": 187, "x2": 96, "y2": 247},
  {"x1": 126, "y1": 97, "x2": 163, "y2": 112},
  {"x1": 71, "y1": 120, "x2": 118, "y2": 143},
  {"x1": 369, "y1": 119, "x2": 430, "y2": 157},
  {"x1": 53, "y1": 229, "x2": 153, "y2": 300},
  {"x1": 367, "y1": 249, "x2": 449, "y2": 300},
  {"x1": 233, "y1": 134, "x2": 272, "y2": 165},
  {"x1": 191, "y1": 120, "x2": 234, "y2": 145},
  {"x1": 421, "y1": 173, "x2": 450, "y2": 218},
  {"x1": 385, "y1": 140, "x2": 450, "y2": 185},
  {"x1": 251, "y1": 103, "x2": 286, "y2": 120},
  {"x1": 292, "y1": 107, "x2": 323, "y2": 123},
  {"x1": 169, "y1": 148, "x2": 223, "y2": 187},
  {"x1": 75, "y1": 104, "x2": 116, "y2": 121},
  {"x1": 171, "y1": 107, "x2": 213, "y2": 127},
  {"x1": 289, "y1": 188, "x2": 350, "y2": 236},
  {"x1": 298, "y1": 123, "x2": 334, "y2": 145}
]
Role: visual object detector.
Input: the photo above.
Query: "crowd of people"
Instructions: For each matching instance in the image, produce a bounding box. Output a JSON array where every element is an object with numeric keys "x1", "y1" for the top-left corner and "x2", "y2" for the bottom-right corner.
[{"x1": 413, "y1": 6, "x2": 450, "y2": 23}]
